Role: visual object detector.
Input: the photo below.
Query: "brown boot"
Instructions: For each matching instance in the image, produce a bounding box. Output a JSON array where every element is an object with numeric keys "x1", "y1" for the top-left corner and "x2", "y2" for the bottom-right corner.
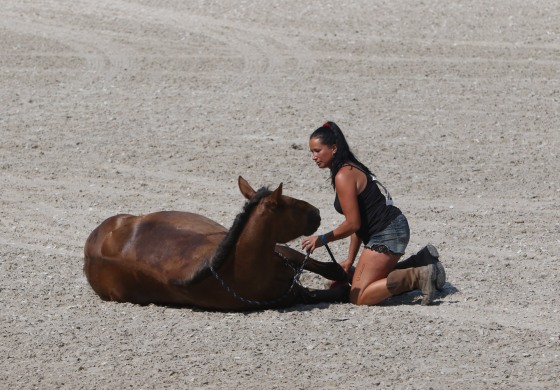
[
  {"x1": 386, "y1": 263, "x2": 445, "y2": 305},
  {"x1": 393, "y1": 244, "x2": 446, "y2": 291}
]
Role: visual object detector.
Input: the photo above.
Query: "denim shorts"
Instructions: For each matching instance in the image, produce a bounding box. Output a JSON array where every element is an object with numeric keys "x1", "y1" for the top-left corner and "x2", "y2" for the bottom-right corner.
[{"x1": 363, "y1": 214, "x2": 410, "y2": 255}]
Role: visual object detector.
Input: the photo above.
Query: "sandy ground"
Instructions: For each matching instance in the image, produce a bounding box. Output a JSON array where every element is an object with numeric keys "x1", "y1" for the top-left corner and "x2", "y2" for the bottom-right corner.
[{"x1": 1, "y1": 0, "x2": 559, "y2": 388}]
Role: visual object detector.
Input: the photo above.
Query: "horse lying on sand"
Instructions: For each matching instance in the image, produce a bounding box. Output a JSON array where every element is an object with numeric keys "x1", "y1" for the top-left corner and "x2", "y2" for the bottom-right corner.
[{"x1": 84, "y1": 176, "x2": 349, "y2": 310}]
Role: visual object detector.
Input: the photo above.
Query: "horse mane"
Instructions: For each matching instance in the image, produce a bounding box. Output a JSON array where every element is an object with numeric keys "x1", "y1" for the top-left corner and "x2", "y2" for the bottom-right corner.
[{"x1": 185, "y1": 187, "x2": 272, "y2": 285}]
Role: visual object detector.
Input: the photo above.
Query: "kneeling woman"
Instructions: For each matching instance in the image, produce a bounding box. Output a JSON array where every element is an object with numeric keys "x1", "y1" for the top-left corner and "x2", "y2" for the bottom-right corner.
[{"x1": 301, "y1": 121, "x2": 445, "y2": 305}]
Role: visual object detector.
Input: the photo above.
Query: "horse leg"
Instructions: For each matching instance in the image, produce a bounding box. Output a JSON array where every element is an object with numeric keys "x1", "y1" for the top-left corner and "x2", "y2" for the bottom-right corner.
[
  {"x1": 305, "y1": 258, "x2": 349, "y2": 282},
  {"x1": 274, "y1": 245, "x2": 348, "y2": 282},
  {"x1": 296, "y1": 284, "x2": 350, "y2": 304}
]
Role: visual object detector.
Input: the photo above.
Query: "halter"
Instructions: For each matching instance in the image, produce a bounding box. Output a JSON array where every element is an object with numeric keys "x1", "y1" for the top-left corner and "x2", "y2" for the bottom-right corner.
[{"x1": 209, "y1": 249, "x2": 309, "y2": 306}]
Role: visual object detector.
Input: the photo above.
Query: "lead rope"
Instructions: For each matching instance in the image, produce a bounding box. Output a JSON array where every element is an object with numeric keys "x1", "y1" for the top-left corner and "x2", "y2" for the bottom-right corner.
[
  {"x1": 323, "y1": 243, "x2": 337, "y2": 264},
  {"x1": 321, "y1": 237, "x2": 350, "y2": 284},
  {"x1": 209, "y1": 250, "x2": 309, "y2": 306}
]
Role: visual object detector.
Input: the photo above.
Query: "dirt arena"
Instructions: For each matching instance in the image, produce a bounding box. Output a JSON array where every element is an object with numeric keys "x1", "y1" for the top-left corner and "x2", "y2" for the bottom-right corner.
[{"x1": 1, "y1": 1, "x2": 559, "y2": 388}]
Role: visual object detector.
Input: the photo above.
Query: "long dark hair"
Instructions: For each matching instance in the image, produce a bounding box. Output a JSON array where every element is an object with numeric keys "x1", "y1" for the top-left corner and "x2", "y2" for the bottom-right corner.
[{"x1": 310, "y1": 121, "x2": 373, "y2": 188}]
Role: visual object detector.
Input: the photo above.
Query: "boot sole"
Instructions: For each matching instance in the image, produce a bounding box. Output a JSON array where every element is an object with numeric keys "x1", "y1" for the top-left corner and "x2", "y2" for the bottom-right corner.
[
  {"x1": 435, "y1": 261, "x2": 446, "y2": 291},
  {"x1": 426, "y1": 244, "x2": 446, "y2": 291},
  {"x1": 420, "y1": 264, "x2": 436, "y2": 306},
  {"x1": 426, "y1": 244, "x2": 439, "y2": 259}
]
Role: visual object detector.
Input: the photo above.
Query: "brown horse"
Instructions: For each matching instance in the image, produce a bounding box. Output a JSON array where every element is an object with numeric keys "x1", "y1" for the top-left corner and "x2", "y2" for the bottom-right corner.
[{"x1": 84, "y1": 176, "x2": 349, "y2": 310}]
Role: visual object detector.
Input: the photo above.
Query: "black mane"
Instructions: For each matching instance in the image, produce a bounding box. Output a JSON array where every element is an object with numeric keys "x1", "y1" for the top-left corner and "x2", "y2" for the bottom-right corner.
[{"x1": 186, "y1": 187, "x2": 272, "y2": 284}]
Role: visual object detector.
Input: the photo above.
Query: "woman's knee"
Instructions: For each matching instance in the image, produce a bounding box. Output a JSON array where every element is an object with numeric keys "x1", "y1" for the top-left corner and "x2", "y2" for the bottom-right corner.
[{"x1": 350, "y1": 280, "x2": 391, "y2": 306}]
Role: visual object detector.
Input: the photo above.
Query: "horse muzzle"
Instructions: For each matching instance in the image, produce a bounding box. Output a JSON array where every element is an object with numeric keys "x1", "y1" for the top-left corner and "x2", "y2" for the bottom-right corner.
[{"x1": 304, "y1": 208, "x2": 321, "y2": 235}]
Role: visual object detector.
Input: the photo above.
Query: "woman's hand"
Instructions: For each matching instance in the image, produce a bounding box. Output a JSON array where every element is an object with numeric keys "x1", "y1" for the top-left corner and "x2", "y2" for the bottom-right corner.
[
  {"x1": 339, "y1": 258, "x2": 356, "y2": 282},
  {"x1": 301, "y1": 235, "x2": 323, "y2": 254},
  {"x1": 339, "y1": 258, "x2": 354, "y2": 273}
]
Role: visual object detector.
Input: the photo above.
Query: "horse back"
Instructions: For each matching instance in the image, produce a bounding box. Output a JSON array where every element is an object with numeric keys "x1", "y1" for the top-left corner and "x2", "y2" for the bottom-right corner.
[{"x1": 83, "y1": 211, "x2": 226, "y2": 304}]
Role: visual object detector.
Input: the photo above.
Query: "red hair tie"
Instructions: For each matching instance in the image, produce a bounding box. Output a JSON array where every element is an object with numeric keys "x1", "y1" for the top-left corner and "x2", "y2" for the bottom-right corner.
[{"x1": 323, "y1": 122, "x2": 330, "y2": 127}]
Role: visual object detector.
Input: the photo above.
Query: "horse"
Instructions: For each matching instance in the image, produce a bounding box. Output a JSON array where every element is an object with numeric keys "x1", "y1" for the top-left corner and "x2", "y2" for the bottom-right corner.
[{"x1": 83, "y1": 176, "x2": 349, "y2": 310}]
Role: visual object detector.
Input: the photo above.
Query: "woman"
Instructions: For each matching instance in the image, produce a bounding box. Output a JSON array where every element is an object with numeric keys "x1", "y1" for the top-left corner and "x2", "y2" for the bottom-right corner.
[{"x1": 301, "y1": 121, "x2": 445, "y2": 305}]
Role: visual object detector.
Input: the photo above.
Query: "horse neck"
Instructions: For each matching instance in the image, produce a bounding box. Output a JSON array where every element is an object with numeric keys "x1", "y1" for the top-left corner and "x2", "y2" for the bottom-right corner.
[{"x1": 233, "y1": 217, "x2": 277, "y2": 268}]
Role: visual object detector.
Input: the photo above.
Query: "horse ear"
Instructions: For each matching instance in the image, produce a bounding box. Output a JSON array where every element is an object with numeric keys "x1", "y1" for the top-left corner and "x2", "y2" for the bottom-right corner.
[
  {"x1": 238, "y1": 176, "x2": 256, "y2": 199},
  {"x1": 268, "y1": 183, "x2": 283, "y2": 205}
]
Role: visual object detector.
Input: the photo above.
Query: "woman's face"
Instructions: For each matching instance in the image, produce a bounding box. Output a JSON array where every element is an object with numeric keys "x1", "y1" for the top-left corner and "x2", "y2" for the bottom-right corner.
[{"x1": 309, "y1": 137, "x2": 337, "y2": 169}]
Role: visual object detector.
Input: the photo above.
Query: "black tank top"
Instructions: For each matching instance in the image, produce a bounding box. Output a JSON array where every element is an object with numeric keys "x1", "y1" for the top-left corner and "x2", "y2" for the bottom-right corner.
[{"x1": 334, "y1": 166, "x2": 402, "y2": 242}]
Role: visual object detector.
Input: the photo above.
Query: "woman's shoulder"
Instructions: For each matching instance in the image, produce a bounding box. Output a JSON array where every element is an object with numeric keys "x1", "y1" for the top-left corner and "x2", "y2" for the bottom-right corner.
[
  {"x1": 335, "y1": 164, "x2": 365, "y2": 184},
  {"x1": 335, "y1": 164, "x2": 355, "y2": 177},
  {"x1": 338, "y1": 163, "x2": 368, "y2": 177}
]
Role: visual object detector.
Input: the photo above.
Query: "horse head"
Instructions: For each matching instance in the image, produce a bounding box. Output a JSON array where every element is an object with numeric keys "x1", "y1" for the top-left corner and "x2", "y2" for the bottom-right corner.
[{"x1": 238, "y1": 176, "x2": 321, "y2": 243}]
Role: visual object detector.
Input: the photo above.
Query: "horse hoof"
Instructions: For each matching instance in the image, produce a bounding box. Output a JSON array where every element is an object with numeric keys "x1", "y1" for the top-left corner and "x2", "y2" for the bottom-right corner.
[{"x1": 329, "y1": 280, "x2": 350, "y2": 289}]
